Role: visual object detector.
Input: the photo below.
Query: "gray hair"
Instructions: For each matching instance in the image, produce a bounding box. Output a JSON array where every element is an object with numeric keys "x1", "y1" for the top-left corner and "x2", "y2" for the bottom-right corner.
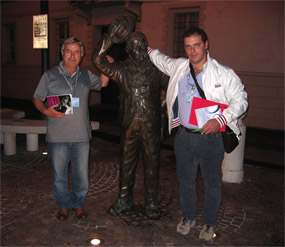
[{"x1": 61, "y1": 36, "x2": 84, "y2": 53}]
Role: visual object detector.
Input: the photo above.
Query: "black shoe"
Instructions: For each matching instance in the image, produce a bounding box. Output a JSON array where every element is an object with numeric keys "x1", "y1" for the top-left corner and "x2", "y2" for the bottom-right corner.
[
  {"x1": 146, "y1": 206, "x2": 161, "y2": 220},
  {"x1": 108, "y1": 200, "x2": 132, "y2": 216}
]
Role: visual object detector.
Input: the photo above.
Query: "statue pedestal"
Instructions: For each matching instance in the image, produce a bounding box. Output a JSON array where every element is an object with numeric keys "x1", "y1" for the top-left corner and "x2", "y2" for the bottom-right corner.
[{"x1": 222, "y1": 119, "x2": 246, "y2": 183}]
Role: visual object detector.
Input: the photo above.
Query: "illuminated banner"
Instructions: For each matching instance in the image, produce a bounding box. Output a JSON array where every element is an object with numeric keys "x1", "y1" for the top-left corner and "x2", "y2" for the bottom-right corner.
[{"x1": 33, "y1": 14, "x2": 48, "y2": 49}]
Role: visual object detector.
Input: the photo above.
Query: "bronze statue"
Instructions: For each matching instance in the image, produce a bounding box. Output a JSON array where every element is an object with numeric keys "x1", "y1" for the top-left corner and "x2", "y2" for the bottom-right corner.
[{"x1": 92, "y1": 16, "x2": 169, "y2": 220}]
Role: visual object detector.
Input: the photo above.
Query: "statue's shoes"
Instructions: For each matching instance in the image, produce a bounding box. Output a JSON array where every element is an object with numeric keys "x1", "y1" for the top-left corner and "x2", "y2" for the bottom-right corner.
[
  {"x1": 107, "y1": 202, "x2": 132, "y2": 216},
  {"x1": 146, "y1": 206, "x2": 161, "y2": 220}
]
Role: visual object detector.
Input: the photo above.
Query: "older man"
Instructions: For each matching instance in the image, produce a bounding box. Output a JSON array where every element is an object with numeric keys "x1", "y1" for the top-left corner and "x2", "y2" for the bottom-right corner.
[{"x1": 33, "y1": 37, "x2": 109, "y2": 220}]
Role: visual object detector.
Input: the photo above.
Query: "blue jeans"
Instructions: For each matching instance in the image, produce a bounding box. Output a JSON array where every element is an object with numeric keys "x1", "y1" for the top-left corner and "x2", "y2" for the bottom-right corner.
[
  {"x1": 174, "y1": 126, "x2": 224, "y2": 226},
  {"x1": 48, "y1": 141, "x2": 90, "y2": 210}
]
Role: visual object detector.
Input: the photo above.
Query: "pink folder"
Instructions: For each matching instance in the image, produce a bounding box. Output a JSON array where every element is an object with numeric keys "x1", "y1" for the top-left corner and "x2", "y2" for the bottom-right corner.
[{"x1": 189, "y1": 97, "x2": 228, "y2": 132}]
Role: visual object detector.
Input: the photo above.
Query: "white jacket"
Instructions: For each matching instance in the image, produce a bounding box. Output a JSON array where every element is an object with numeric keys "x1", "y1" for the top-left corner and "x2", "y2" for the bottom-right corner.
[{"x1": 148, "y1": 48, "x2": 248, "y2": 136}]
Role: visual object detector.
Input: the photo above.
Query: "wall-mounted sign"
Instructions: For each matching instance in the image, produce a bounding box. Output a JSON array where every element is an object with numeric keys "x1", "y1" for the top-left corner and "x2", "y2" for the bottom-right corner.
[{"x1": 33, "y1": 14, "x2": 48, "y2": 49}]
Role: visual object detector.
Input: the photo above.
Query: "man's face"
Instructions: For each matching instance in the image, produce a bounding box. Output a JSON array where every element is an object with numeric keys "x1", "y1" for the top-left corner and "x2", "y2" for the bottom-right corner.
[
  {"x1": 184, "y1": 34, "x2": 208, "y2": 65},
  {"x1": 61, "y1": 43, "x2": 83, "y2": 71}
]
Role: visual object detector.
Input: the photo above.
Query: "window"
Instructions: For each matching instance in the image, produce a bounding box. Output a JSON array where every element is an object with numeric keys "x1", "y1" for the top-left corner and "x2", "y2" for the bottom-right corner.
[
  {"x1": 173, "y1": 11, "x2": 199, "y2": 58},
  {"x1": 4, "y1": 24, "x2": 16, "y2": 64},
  {"x1": 55, "y1": 19, "x2": 69, "y2": 62},
  {"x1": 167, "y1": 7, "x2": 200, "y2": 58}
]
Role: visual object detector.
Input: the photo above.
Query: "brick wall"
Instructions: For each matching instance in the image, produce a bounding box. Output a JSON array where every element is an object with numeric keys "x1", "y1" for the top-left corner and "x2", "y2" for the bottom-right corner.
[{"x1": 240, "y1": 72, "x2": 284, "y2": 130}]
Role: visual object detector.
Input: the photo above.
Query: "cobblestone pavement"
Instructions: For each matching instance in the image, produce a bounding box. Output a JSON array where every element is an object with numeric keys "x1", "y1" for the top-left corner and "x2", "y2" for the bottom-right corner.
[{"x1": 1, "y1": 129, "x2": 284, "y2": 247}]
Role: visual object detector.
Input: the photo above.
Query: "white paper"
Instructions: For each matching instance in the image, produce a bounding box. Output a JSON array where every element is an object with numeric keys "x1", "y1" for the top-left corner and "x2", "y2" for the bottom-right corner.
[{"x1": 195, "y1": 105, "x2": 222, "y2": 128}]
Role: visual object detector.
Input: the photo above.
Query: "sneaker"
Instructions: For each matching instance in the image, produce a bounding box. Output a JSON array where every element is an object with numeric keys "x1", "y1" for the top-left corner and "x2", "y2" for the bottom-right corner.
[
  {"x1": 199, "y1": 224, "x2": 215, "y2": 241},
  {"x1": 177, "y1": 218, "x2": 196, "y2": 235}
]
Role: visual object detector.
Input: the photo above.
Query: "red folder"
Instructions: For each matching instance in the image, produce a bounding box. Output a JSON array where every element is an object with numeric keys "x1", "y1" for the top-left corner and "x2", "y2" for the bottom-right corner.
[{"x1": 189, "y1": 97, "x2": 228, "y2": 132}]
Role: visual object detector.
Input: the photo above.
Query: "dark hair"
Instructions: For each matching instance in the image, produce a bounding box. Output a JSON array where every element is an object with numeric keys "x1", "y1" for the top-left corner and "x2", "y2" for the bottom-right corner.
[{"x1": 183, "y1": 27, "x2": 208, "y2": 44}]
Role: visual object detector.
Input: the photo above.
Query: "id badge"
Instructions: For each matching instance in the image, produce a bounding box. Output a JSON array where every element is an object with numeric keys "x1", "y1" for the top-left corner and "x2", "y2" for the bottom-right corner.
[
  {"x1": 186, "y1": 93, "x2": 193, "y2": 103},
  {"x1": 72, "y1": 97, "x2": 80, "y2": 107}
]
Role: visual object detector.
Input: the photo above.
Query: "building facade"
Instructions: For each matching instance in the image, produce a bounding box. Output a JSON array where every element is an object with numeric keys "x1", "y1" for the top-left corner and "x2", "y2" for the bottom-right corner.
[{"x1": 1, "y1": 0, "x2": 284, "y2": 130}]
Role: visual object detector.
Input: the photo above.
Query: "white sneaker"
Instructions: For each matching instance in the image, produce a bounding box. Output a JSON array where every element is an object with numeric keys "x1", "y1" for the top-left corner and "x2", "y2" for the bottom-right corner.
[
  {"x1": 177, "y1": 218, "x2": 196, "y2": 235},
  {"x1": 199, "y1": 224, "x2": 215, "y2": 241}
]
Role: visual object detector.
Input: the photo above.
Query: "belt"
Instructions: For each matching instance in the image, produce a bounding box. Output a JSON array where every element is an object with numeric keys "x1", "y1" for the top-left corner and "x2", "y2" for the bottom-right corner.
[{"x1": 180, "y1": 125, "x2": 202, "y2": 134}]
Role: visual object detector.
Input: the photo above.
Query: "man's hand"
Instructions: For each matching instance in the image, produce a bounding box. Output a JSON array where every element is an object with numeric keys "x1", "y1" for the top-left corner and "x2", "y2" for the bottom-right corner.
[
  {"x1": 202, "y1": 119, "x2": 221, "y2": 134},
  {"x1": 106, "y1": 55, "x2": 114, "y2": 63},
  {"x1": 45, "y1": 104, "x2": 66, "y2": 118},
  {"x1": 33, "y1": 97, "x2": 66, "y2": 118}
]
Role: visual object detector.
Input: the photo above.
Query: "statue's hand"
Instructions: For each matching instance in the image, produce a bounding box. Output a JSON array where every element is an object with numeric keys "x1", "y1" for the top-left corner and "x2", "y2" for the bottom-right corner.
[{"x1": 108, "y1": 16, "x2": 134, "y2": 44}]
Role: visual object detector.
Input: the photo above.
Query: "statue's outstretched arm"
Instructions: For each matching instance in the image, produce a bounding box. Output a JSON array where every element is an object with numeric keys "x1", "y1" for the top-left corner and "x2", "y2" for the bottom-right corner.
[
  {"x1": 92, "y1": 16, "x2": 134, "y2": 82},
  {"x1": 92, "y1": 33, "x2": 118, "y2": 81}
]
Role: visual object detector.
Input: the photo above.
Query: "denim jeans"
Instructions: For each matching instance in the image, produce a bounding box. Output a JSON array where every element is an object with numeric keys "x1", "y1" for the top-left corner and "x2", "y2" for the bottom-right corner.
[
  {"x1": 48, "y1": 141, "x2": 90, "y2": 210},
  {"x1": 174, "y1": 126, "x2": 224, "y2": 226}
]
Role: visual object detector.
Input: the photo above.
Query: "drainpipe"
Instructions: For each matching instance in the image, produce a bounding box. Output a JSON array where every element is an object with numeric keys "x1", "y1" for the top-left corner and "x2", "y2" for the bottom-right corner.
[{"x1": 41, "y1": 0, "x2": 50, "y2": 74}]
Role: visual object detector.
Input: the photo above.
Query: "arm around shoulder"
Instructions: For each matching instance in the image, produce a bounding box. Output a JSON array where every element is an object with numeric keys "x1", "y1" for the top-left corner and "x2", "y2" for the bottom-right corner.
[{"x1": 100, "y1": 73, "x2": 110, "y2": 87}]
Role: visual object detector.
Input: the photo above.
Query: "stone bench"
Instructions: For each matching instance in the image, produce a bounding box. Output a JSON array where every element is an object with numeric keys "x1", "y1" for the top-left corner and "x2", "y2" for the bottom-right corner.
[
  {"x1": 0, "y1": 108, "x2": 25, "y2": 119},
  {"x1": 1, "y1": 119, "x2": 47, "y2": 155},
  {"x1": 0, "y1": 108, "x2": 26, "y2": 147},
  {"x1": 1, "y1": 111, "x2": 100, "y2": 155}
]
